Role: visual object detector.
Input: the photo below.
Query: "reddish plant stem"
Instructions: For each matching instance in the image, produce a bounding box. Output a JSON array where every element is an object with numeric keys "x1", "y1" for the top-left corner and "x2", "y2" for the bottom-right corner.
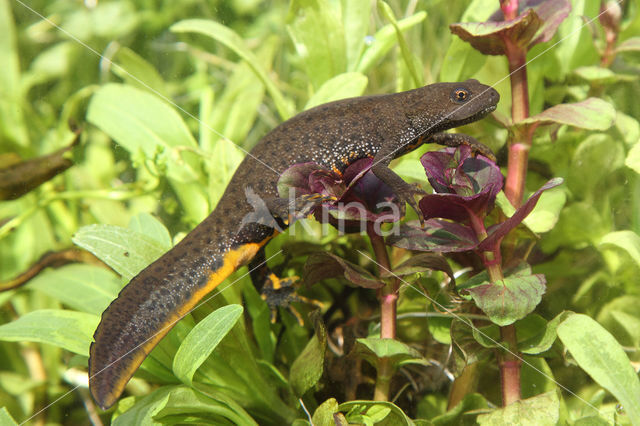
[
  {"x1": 367, "y1": 224, "x2": 399, "y2": 401},
  {"x1": 504, "y1": 38, "x2": 531, "y2": 207}
]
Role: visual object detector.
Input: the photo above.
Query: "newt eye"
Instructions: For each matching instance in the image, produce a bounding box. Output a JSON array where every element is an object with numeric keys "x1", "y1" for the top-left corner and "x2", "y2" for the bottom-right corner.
[{"x1": 451, "y1": 88, "x2": 470, "y2": 103}]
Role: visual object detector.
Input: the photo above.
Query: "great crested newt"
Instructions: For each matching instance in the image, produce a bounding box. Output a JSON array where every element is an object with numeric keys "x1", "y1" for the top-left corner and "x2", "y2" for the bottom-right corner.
[{"x1": 89, "y1": 79, "x2": 500, "y2": 409}]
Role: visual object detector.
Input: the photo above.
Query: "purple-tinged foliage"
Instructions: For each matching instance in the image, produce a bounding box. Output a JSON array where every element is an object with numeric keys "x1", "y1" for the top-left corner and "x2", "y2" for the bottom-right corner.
[
  {"x1": 278, "y1": 158, "x2": 404, "y2": 227},
  {"x1": 450, "y1": 0, "x2": 571, "y2": 56}
]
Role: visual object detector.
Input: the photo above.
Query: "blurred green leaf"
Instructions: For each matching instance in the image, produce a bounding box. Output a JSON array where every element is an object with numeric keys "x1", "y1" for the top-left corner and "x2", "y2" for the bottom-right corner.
[
  {"x1": 342, "y1": 0, "x2": 371, "y2": 70},
  {"x1": 477, "y1": 391, "x2": 559, "y2": 425},
  {"x1": 340, "y1": 400, "x2": 415, "y2": 426},
  {"x1": 72, "y1": 224, "x2": 166, "y2": 281},
  {"x1": 0, "y1": 407, "x2": 18, "y2": 426},
  {"x1": 28, "y1": 264, "x2": 120, "y2": 315},
  {"x1": 304, "y1": 72, "x2": 368, "y2": 110},
  {"x1": 171, "y1": 19, "x2": 293, "y2": 120},
  {"x1": 600, "y1": 230, "x2": 640, "y2": 269},
  {"x1": 112, "y1": 46, "x2": 168, "y2": 97},
  {"x1": 431, "y1": 393, "x2": 488, "y2": 425},
  {"x1": 557, "y1": 314, "x2": 640, "y2": 424},
  {"x1": 357, "y1": 12, "x2": 426, "y2": 74},
  {"x1": 173, "y1": 305, "x2": 243, "y2": 385},
  {"x1": 287, "y1": 0, "x2": 347, "y2": 88},
  {"x1": 128, "y1": 213, "x2": 172, "y2": 248},
  {"x1": 0, "y1": 310, "x2": 98, "y2": 356}
]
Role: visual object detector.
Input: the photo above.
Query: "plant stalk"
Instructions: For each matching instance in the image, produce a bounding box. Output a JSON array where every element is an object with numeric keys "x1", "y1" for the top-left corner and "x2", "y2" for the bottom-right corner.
[{"x1": 367, "y1": 223, "x2": 399, "y2": 401}]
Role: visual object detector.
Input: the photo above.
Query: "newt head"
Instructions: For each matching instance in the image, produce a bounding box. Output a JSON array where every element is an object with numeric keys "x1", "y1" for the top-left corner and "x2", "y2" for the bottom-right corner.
[{"x1": 404, "y1": 79, "x2": 500, "y2": 132}]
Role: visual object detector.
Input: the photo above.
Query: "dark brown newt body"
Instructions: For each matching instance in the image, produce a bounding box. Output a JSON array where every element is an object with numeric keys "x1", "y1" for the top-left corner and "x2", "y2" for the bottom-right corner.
[{"x1": 89, "y1": 79, "x2": 499, "y2": 409}]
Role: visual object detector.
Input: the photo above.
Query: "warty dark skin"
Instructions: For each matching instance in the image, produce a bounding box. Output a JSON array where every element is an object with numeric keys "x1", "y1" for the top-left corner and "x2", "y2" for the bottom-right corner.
[{"x1": 89, "y1": 79, "x2": 500, "y2": 409}]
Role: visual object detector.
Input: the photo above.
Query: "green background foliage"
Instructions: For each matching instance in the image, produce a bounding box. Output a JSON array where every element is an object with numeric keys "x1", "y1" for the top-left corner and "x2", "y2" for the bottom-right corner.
[{"x1": 1, "y1": 0, "x2": 639, "y2": 424}]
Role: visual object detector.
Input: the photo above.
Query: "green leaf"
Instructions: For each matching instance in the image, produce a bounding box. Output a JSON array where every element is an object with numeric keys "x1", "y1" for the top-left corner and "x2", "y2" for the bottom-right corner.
[
  {"x1": 113, "y1": 387, "x2": 173, "y2": 426},
  {"x1": 477, "y1": 391, "x2": 559, "y2": 425},
  {"x1": 357, "y1": 12, "x2": 426, "y2": 74},
  {"x1": 463, "y1": 264, "x2": 546, "y2": 326},
  {"x1": 154, "y1": 385, "x2": 258, "y2": 426},
  {"x1": 173, "y1": 305, "x2": 244, "y2": 385},
  {"x1": 312, "y1": 398, "x2": 340, "y2": 426},
  {"x1": 382, "y1": 253, "x2": 455, "y2": 284},
  {"x1": 519, "y1": 98, "x2": 616, "y2": 131},
  {"x1": 625, "y1": 142, "x2": 640, "y2": 175},
  {"x1": 87, "y1": 83, "x2": 200, "y2": 182},
  {"x1": 73, "y1": 224, "x2": 166, "y2": 281},
  {"x1": 286, "y1": 0, "x2": 347, "y2": 88},
  {"x1": 290, "y1": 315, "x2": 327, "y2": 396},
  {"x1": 127, "y1": 213, "x2": 172, "y2": 248},
  {"x1": 112, "y1": 46, "x2": 168, "y2": 97},
  {"x1": 0, "y1": 407, "x2": 18, "y2": 426},
  {"x1": 378, "y1": 1, "x2": 423, "y2": 87},
  {"x1": 0, "y1": 309, "x2": 98, "y2": 356},
  {"x1": 600, "y1": 230, "x2": 640, "y2": 268},
  {"x1": 304, "y1": 72, "x2": 368, "y2": 110},
  {"x1": 0, "y1": 0, "x2": 27, "y2": 147},
  {"x1": 340, "y1": 400, "x2": 415, "y2": 426},
  {"x1": 28, "y1": 264, "x2": 120, "y2": 315},
  {"x1": 616, "y1": 36, "x2": 640, "y2": 53},
  {"x1": 431, "y1": 393, "x2": 488, "y2": 425},
  {"x1": 171, "y1": 19, "x2": 292, "y2": 120},
  {"x1": 355, "y1": 337, "x2": 427, "y2": 370},
  {"x1": 557, "y1": 314, "x2": 640, "y2": 424},
  {"x1": 517, "y1": 312, "x2": 570, "y2": 355},
  {"x1": 573, "y1": 66, "x2": 638, "y2": 85},
  {"x1": 341, "y1": 0, "x2": 371, "y2": 70}
]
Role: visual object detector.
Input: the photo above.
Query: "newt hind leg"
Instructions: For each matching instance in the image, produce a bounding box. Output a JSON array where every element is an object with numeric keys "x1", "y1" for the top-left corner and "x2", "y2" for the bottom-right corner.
[{"x1": 248, "y1": 247, "x2": 322, "y2": 324}]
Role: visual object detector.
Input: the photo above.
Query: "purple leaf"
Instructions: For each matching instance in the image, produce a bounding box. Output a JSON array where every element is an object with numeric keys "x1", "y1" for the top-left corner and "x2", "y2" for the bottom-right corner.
[
  {"x1": 388, "y1": 220, "x2": 479, "y2": 253},
  {"x1": 478, "y1": 178, "x2": 563, "y2": 251},
  {"x1": 278, "y1": 162, "x2": 335, "y2": 198},
  {"x1": 451, "y1": 0, "x2": 570, "y2": 55},
  {"x1": 303, "y1": 252, "x2": 384, "y2": 289},
  {"x1": 463, "y1": 264, "x2": 546, "y2": 326}
]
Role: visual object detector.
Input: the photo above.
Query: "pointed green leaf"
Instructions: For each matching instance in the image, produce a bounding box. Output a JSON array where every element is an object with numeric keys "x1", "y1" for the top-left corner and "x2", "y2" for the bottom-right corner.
[
  {"x1": 127, "y1": 213, "x2": 172, "y2": 248},
  {"x1": 0, "y1": 407, "x2": 18, "y2": 426},
  {"x1": 171, "y1": 19, "x2": 292, "y2": 120},
  {"x1": 0, "y1": 310, "x2": 98, "y2": 356},
  {"x1": 290, "y1": 315, "x2": 327, "y2": 396},
  {"x1": 173, "y1": 305, "x2": 244, "y2": 385},
  {"x1": 519, "y1": 98, "x2": 615, "y2": 131},
  {"x1": 558, "y1": 314, "x2": 640, "y2": 424}
]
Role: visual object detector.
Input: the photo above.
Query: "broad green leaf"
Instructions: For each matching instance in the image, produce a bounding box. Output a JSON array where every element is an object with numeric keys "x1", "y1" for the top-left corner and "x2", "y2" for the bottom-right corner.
[
  {"x1": 573, "y1": 66, "x2": 638, "y2": 85},
  {"x1": 286, "y1": 0, "x2": 347, "y2": 88},
  {"x1": 127, "y1": 213, "x2": 172, "y2": 248},
  {"x1": 171, "y1": 19, "x2": 292, "y2": 120},
  {"x1": 477, "y1": 391, "x2": 559, "y2": 425},
  {"x1": 112, "y1": 46, "x2": 167, "y2": 97},
  {"x1": 28, "y1": 264, "x2": 120, "y2": 315},
  {"x1": 87, "y1": 83, "x2": 200, "y2": 183},
  {"x1": 154, "y1": 385, "x2": 258, "y2": 426},
  {"x1": 600, "y1": 230, "x2": 640, "y2": 268},
  {"x1": 0, "y1": 0, "x2": 27, "y2": 147},
  {"x1": 557, "y1": 314, "x2": 640, "y2": 424},
  {"x1": 616, "y1": 36, "x2": 640, "y2": 52},
  {"x1": 173, "y1": 305, "x2": 244, "y2": 385},
  {"x1": 290, "y1": 316, "x2": 327, "y2": 396},
  {"x1": 0, "y1": 407, "x2": 18, "y2": 426},
  {"x1": 463, "y1": 264, "x2": 546, "y2": 326},
  {"x1": 0, "y1": 309, "x2": 98, "y2": 356},
  {"x1": 568, "y1": 134, "x2": 624, "y2": 197},
  {"x1": 73, "y1": 224, "x2": 167, "y2": 281},
  {"x1": 340, "y1": 400, "x2": 415, "y2": 426},
  {"x1": 355, "y1": 338, "x2": 427, "y2": 370},
  {"x1": 312, "y1": 398, "x2": 340, "y2": 426},
  {"x1": 342, "y1": 0, "x2": 371, "y2": 70},
  {"x1": 518, "y1": 312, "x2": 569, "y2": 355},
  {"x1": 113, "y1": 386, "x2": 173, "y2": 426},
  {"x1": 357, "y1": 12, "x2": 426, "y2": 74},
  {"x1": 520, "y1": 357, "x2": 557, "y2": 399},
  {"x1": 519, "y1": 98, "x2": 615, "y2": 131},
  {"x1": 304, "y1": 72, "x2": 368, "y2": 110}
]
